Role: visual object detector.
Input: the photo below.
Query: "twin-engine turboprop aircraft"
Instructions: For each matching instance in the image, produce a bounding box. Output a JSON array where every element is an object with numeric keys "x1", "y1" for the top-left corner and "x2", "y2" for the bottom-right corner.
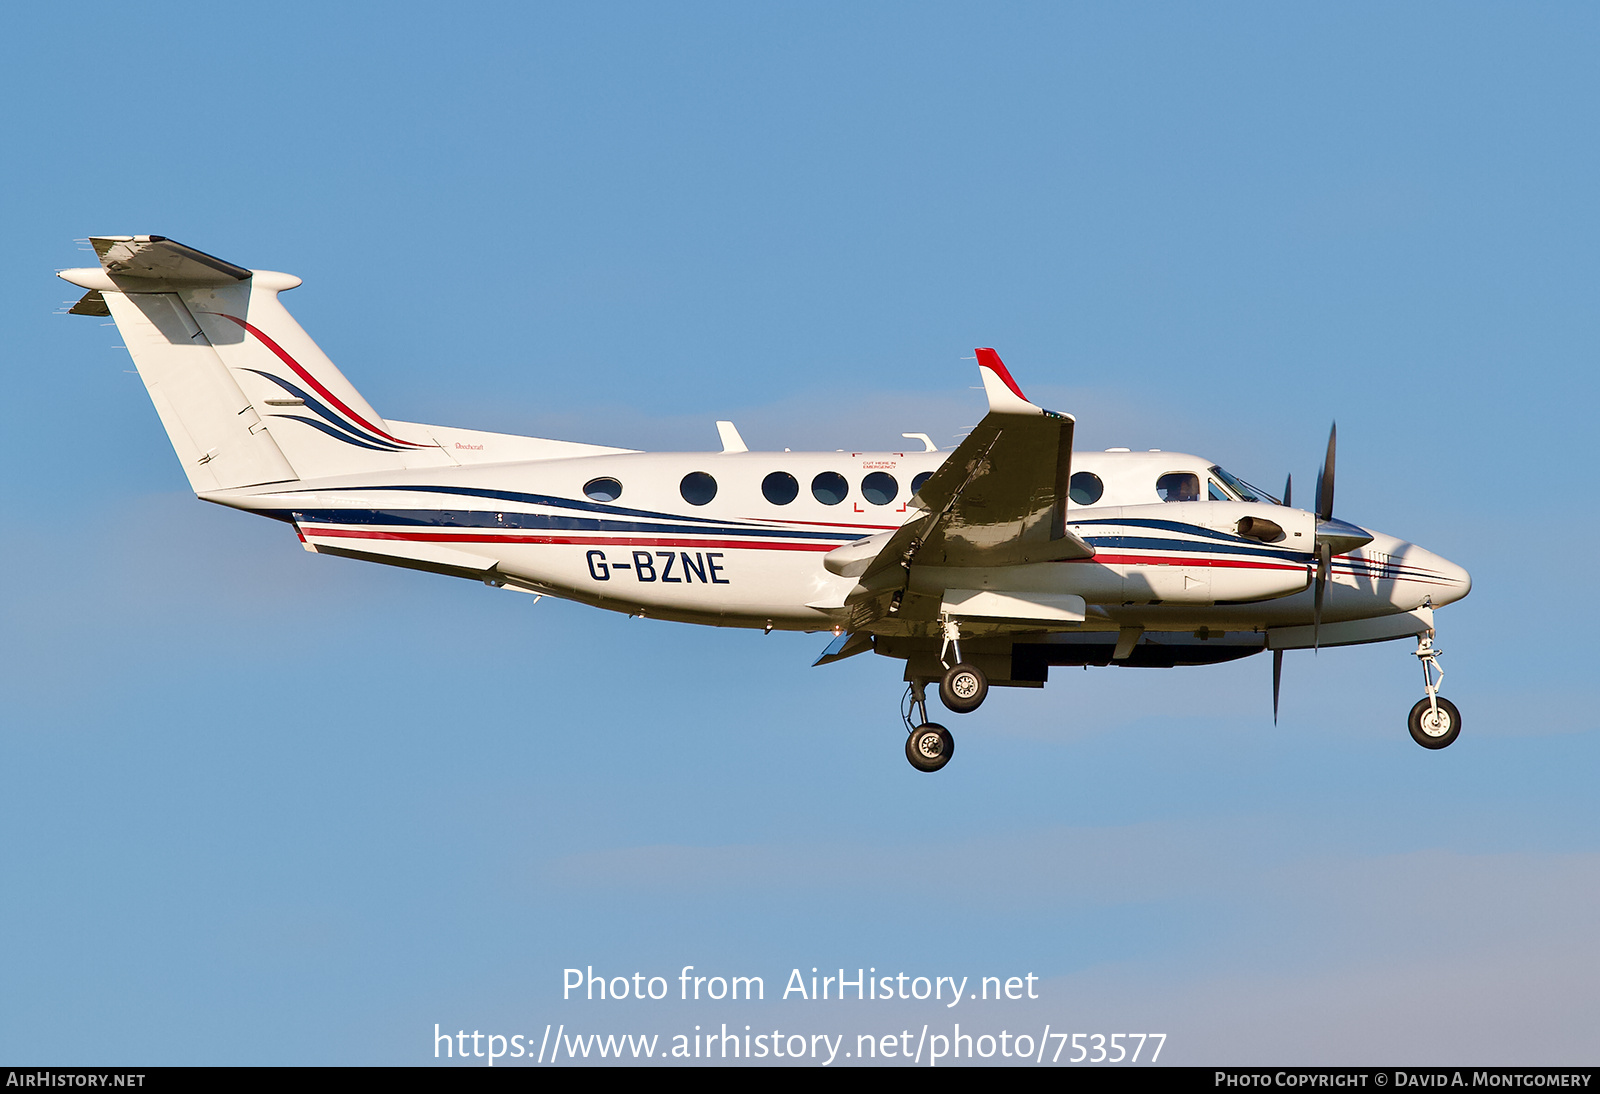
[{"x1": 59, "y1": 236, "x2": 1471, "y2": 772}]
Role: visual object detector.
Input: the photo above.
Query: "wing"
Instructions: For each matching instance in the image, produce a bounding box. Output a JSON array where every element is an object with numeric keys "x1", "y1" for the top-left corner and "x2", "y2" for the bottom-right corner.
[{"x1": 827, "y1": 349, "x2": 1093, "y2": 628}]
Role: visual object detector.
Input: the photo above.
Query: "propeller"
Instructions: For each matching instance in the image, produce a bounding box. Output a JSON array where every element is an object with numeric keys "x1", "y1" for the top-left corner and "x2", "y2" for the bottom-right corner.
[
  {"x1": 1316, "y1": 423, "x2": 1336, "y2": 522},
  {"x1": 1312, "y1": 424, "x2": 1335, "y2": 647},
  {"x1": 1272, "y1": 649, "x2": 1283, "y2": 724},
  {"x1": 1282, "y1": 473, "x2": 1292, "y2": 509},
  {"x1": 1273, "y1": 423, "x2": 1373, "y2": 721},
  {"x1": 1309, "y1": 422, "x2": 1373, "y2": 649}
]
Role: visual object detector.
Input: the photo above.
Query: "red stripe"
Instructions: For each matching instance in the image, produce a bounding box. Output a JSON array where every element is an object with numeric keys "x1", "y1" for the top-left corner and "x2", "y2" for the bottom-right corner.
[
  {"x1": 214, "y1": 314, "x2": 429, "y2": 449},
  {"x1": 303, "y1": 528, "x2": 841, "y2": 552},
  {"x1": 747, "y1": 518, "x2": 899, "y2": 530}
]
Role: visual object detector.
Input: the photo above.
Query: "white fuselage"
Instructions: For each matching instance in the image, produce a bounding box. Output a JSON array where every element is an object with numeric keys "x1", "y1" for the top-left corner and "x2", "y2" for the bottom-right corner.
[{"x1": 208, "y1": 446, "x2": 1470, "y2": 636}]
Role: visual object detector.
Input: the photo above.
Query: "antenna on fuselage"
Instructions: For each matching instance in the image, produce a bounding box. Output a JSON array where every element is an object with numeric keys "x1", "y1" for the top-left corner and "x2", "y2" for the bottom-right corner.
[{"x1": 716, "y1": 421, "x2": 748, "y2": 453}]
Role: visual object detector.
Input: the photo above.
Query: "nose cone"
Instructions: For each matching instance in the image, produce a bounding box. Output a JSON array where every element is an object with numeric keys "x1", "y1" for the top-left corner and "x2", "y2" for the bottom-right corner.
[
  {"x1": 1439, "y1": 556, "x2": 1472, "y2": 606},
  {"x1": 1409, "y1": 545, "x2": 1472, "y2": 607}
]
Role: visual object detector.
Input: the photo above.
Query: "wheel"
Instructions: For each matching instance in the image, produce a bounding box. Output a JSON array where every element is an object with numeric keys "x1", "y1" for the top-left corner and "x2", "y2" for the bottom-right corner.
[
  {"x1": 905, "y1": 723, "x2": 955, "y2": 772},
  {"x1": 939, "y1": 663, "x2": 988, "y2": 714},
  {"x1": 1408, "y1": 696, "x2": 1461, "y2": 749}
]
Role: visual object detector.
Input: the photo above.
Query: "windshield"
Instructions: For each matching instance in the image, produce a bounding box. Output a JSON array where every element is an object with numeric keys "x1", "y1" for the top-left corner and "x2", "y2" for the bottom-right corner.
[{"x1": 1209, "y1": 464, "x2": 1277, "y2": 504}]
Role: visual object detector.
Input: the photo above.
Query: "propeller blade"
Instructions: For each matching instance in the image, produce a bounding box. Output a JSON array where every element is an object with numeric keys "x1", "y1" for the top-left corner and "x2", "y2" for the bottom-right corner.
[
  {"x1": 1316, "y1": 422, "x2": 1337, "y2": 522},
  {"x1": 1272, "y1": 648, "x2": 1283, "y2": 724},
  {"x1": 1313, "y1": 541, "x2": 1332, "y2": 649},
  {"x1": 1282, "y1": 472, "x2": 1292, "y2": 509}
]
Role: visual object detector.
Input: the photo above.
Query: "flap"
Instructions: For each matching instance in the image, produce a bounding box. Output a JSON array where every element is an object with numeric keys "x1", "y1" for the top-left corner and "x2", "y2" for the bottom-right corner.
[
  {"x1": 813, "y1": 631, "x2": 875, "y2": 666},
  {"x1": 940, "y1": 589, "x2": 1086, "y2": 623}
]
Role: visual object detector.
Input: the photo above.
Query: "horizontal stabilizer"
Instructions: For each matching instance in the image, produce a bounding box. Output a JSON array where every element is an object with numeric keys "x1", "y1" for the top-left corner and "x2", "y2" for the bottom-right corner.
[
  {"x1": 63, "y1": 233, "x2": 468, "y2": 487},
  {"x1": 90, "y1": 236, "x2": 251, "y2": 285}
]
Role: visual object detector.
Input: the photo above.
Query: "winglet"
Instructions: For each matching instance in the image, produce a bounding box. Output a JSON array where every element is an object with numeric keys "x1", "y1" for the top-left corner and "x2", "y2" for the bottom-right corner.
[{"x1": 975, "y1": 348, "x2": 1042, "y2": 416}]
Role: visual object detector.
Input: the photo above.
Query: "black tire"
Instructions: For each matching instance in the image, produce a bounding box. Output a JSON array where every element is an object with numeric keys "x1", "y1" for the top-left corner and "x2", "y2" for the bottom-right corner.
[
  {"x1": 1409, "y1": 696, "x2": 1461, "y2": 749},
  {"x1": 905, "y1": 723, "x2": 955, "y2": 772},
  {"x1": 939, "y1": 663, "x2": 988, "y2": 714}
]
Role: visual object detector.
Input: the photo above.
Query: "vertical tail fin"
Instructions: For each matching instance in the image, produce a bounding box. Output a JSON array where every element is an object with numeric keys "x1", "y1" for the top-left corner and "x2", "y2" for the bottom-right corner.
[{"x1": 60, "y1": 236, "x2": 451, "y2": 490}]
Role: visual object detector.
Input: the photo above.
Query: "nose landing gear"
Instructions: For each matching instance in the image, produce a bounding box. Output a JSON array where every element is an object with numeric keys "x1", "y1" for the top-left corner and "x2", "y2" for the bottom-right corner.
[{"x1": 1409, "y1": 632, "x2": 1460, "y2": 749}]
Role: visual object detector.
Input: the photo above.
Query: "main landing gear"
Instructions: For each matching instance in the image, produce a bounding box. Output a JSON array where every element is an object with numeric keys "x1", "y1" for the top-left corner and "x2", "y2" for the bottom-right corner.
[
  {"x1": 1409, "y1": 631, "x2": 1460, "y2": 749},
  {"x1": 901, "y1": 620, "x2": 989, "y2": 772},
  {"x1": 902, "y1": 679, "x2": 955, "y2": 772},
  {"x1": 937, "y1": 617, "x2": 989, "y2": 714},
  {"x1": 940, "y1": 663, "x2": 988, "y2": 714}
]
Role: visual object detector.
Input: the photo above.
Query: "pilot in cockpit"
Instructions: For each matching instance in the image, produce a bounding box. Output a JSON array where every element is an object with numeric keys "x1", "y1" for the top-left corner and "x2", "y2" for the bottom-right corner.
[{"x1": 1156, "y1": 472, "x2": 1201, "y2": 502}]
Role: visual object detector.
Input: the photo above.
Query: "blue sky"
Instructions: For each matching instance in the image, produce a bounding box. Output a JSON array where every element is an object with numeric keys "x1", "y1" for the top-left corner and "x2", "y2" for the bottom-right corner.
[{"x1": 3, "y1": 2, "x2": 1598, "y2": 1066}]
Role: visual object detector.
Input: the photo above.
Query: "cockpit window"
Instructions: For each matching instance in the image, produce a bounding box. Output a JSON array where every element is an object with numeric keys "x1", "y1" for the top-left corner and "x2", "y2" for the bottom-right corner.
[
  {"x1": 1208, "y1": 479, "x2": 1229, "y2": 502},
  {"x1": 1156, "y1": 472, "x2": 1200, "y2": 502},
  {"x1": 1208, "y1": 465, "x2": 1269, "y2": 503}
]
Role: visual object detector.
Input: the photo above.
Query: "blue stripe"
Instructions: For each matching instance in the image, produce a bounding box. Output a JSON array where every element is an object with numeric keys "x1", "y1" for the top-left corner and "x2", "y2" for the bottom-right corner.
[
  {"x1": 1082, "y1": 531, "x2": 1434, "y2": 580},
  {"x1": 276, "y1": 416, "x2": 401, "y2": 452},
  {"x1": 247, "y1": 370, "x2": 405, "y2": 451},
  {"x1": 1083, "y1": 534, "x2": 1310, "y2": 564},
  {"x1": 1074, "y1": 516, "x2": 1284, "y2": 548},
  {"x1": 282, "y1": 507, "x2": 862, "y2": 541},
  {"x1": 284, "y1": 484, "x2": 810, "y2": 529}
]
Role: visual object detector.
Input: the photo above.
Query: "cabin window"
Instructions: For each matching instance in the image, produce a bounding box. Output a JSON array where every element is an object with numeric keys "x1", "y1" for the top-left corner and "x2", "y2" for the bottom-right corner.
[
  {"x1": 861, "y1": 472, "x2": 898, "y2": 505},
  {"x1": 680, "y1": 471, "x2": 718, "y2": 506},
  {"x1": 584, "y1": 477, "x2": 623, "y2": 502},
  {"x1": 762, "y1": 471, "x2": 799, "y2": 505},
  {"x1": 1156, "y1": 472, "x2": 1200, "y2": 502},
  {"x1": 1069, "y1": 471, "x2": 1103, "y2": 505},
  {"x1": 910, "y1": 471, "x2": 933, "y2": 496},
  {"x1": 811, "y1": 471, "x2": 848, "y2": 505}
]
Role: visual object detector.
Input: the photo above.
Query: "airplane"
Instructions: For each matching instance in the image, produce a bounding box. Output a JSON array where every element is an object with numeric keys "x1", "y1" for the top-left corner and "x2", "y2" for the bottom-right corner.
[{"x1": 58, "y1": 236, "x2": 1471, "y2": 772}]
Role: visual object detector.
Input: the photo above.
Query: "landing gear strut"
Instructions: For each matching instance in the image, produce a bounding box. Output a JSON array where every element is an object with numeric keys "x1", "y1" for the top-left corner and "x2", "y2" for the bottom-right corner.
[
  {"x1": 1409, "y1": 631, "x2": 1460, "y2": 749},
  {"x1": 937, "y1": 618, "x2": 989, "y2": 714},
  {"x1": 902, "y1": 679, "x2": 954, "y2": 773}
]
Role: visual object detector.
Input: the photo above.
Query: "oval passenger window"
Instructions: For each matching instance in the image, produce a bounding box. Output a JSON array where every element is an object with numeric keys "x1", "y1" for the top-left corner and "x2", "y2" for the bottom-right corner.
[
  {"x1": 1068, "y1": 471, "x2": 1103, "y2": 505},
  {"x1": 910, "y1": 471, "x2": 933, "y2": 496},
  {"x1": 811, "y1": 472, "x2": 848, "y2": 506},
  {"x1": 861, "y1": 472, "x2": 898, "y2": 505},
  {"x1": 680, "y1": 471, "x2": 718, "y2": 506},
  {"x1": 584, "y1": 477, "x2": 623, "y2": 502},
  {"x1": 762, "y1": 471, "x2": 799, "y2": 505}
]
